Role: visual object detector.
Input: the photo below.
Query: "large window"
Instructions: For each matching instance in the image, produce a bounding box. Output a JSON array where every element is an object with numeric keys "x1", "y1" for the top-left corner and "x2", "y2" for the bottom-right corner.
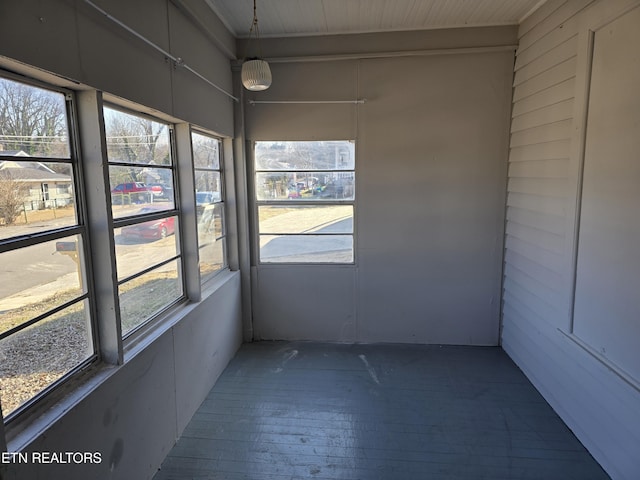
[
  {"x1": 192, "y1": 131, "x2": 227, "y2": 283},
  {"x1": 0, "y1": 77, "x2": 94, "y2": 420},
  {"x1": 0, "y1": 69, "x2": 232, "y2": 429},
  {"x1": 254, "y1": 141, "x2": 355, "y2": 263},
  {"x1": 104, "y1": 106, "x2": 183, "y2": 337}
]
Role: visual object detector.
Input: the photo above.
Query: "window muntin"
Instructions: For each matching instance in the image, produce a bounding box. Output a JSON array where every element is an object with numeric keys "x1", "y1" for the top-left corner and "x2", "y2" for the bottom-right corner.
[
  {"x1": 254, "y1": 141, "x2": 355, "y2": 264},
  {"x1": 104, "y1": 106, "x2": 182, "y2": 337},
  {"x1": 191, "y1": 131, "x2": 227, "y2": 282},
  {"x1": 0, "y1": 77, "x2": 94, "y2": 421}
]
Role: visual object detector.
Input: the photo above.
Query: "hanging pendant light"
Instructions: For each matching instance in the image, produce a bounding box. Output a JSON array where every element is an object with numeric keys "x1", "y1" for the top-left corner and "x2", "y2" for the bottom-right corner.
[{"x1": 241, "y1": 0, "x2": 272, "y2": 91}]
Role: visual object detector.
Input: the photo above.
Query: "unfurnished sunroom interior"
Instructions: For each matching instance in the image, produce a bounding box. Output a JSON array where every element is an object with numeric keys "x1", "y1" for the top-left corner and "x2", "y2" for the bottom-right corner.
[{"x1": 0, "y1": 0, "x2": 638, "y2": 479}]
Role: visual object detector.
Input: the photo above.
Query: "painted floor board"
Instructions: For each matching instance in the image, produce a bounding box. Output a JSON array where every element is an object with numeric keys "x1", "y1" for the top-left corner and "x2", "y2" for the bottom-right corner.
[{"x1": 154, "y1": 342, "x2": 610, "y2": 480}]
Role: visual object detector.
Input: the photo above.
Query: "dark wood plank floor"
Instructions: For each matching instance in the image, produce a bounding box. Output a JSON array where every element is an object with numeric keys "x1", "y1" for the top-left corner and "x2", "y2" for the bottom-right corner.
[{"x1": 154, "y1": 341, "x2": 610, "y2": 480}]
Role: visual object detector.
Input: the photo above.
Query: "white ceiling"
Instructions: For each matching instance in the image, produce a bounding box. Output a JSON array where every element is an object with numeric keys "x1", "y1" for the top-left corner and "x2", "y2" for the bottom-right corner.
[{"x1": 205, "y1": 0, "x2": 547, "y2": 38}]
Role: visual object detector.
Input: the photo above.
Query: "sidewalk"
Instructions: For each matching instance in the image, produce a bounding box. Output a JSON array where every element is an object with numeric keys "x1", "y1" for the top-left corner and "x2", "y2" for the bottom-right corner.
[{"x1": 0, "y1": 272, "x2": 80, "y2": 312}]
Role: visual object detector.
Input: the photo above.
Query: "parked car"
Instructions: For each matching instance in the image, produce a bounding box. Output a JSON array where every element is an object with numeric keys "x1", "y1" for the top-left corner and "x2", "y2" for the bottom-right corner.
[
  {"x1": 111, "y1": 182, "x2": 162, "y2": 204},
  {"x1": 148, "y1": 183, "x2": 173, "y2": 200},
  {"x1": 196, "y1": 191, "x2": 220, "y2": 205},
  {"x1": 121, "y1": 207, "x2": 175, "y2": 241},
  {"x1": 196, "y1": 191, "x2": 221, "y2": 216}
]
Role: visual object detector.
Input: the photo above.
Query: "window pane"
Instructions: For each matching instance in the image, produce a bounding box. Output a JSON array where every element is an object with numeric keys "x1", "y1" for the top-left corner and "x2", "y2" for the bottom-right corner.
[
  {"x1": 259, "y1": 205, "x2": 353, "y2": 234},
  {"x1": 119, "y1": 260, "x2": 183, "y2": 336},
  {"x1": 256, "y1": 171, "x2": 354, "y2": 201},
  {"x1": 103, "y1": 108, "x2": 171, "y2": 165},
  {"x1": 197, "y1": 195, "x2": 225, "y2": 281},
  {"x1": 0, "y1": 78, "x2": 70, "y2": 158},
  {"x1": 197, "y1": 204, "x2": 224, "y2": 240},
  {"x1": 260, "y1": 235, "x2": 353, "y2": 263},
  {"x1": 0, "y1": 235, "x2": 85, "y2": 333},
  {"x1": 0, "y1": 299, "x2": 93, "y2": 418},
  {"x1": 109, "y1": 166, "x2": 174, "y2": 218},
  {"x1": 199, "y1": 239, "x2": 225, "y2": 280},
  {"x1": 192, "y1": 132, "x2": 220, "y2": 169},
  {"x1": 255, "y1": 140, "x2": 355, "y2": 265},
  {"x1": 115, "y1": 216, "x2": 179, "y2": 280},
  {"x1": 255, "y1": 141, "x2": 354, "y2": 171},
  {"x1": 0, "y1": 162, "x2": 77, "y2": 239},
  {"x1": 192, "y1": 131, "x2": 226, "y2": 283},
  {"x1": 194, "y1": 171, "x2": 221, "y2": 198}
]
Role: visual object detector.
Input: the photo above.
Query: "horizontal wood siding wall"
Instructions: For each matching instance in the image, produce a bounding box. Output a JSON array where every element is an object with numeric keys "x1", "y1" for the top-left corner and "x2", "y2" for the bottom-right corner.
[{"x1": 502, "y1": 1, "x2": 640, "y2": 479}]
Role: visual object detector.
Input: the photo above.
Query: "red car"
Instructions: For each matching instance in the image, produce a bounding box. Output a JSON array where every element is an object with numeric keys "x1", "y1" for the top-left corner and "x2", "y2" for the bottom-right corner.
[
  {"x1": 121, "y1": 208, "x2": 175, "y2": 241},
  {"x1": 111, "y1": 182, "x2": 162, "y2": 203}
]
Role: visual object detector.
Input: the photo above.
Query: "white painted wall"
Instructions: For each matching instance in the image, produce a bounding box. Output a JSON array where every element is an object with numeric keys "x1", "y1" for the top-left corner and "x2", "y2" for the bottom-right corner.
[
  {"x1": 0, "y1": 0, "x2": 235, "y2": 136},
  {"x1": 1, "y1": 273, "x2": 242, "y2": 480},
  {"x1": 246, "y1": 28, "x2": 515, "y2": 345},
  {"x1": 501, "y1": 1, "x2": 640, "y2": 479}
]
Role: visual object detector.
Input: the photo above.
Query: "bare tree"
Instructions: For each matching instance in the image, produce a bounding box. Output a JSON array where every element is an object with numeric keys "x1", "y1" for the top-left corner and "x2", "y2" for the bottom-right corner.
[
  {"x1": 192, "y1": 136, "x2": 219, "y2": 169},
  {"x1": 104, "y1": 112, "x2": 170, "y2": 165},
  {"x1": 0, "y1": 172, "x2": 26, "y2": 226},
  {"x1": 0, "y1": 78, "x2": 68, "y2": 157},
  {"x1": 104, "y1": 110, "x2": 171, "y2": 190}
]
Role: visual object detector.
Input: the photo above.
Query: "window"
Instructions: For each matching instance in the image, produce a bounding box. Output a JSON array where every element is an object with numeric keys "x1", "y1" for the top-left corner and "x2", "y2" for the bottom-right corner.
[
  {"x1": 191, "y1": 131, "x2": 227, "y2": 282},
  {"x1": 0, "y1": 68, "x2": 236, "y2": 431},
  {"x1": 0, "y1": 76, "x2": 95, "y2": 421},
  {"x1": 254, "y1": 141, "x2": 355, "y2": 263},
  {"x1": 104, "y1": 106, "x2": 183, "y2": 337},
  {"x1": 41, "y1": 183, "x2": 49, "y2": 201}
]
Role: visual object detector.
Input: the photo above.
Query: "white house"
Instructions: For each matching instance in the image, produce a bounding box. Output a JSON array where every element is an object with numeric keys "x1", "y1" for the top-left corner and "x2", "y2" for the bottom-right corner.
[{"x1": 0, "y1": 157, "x2": 73, "y2": 211}]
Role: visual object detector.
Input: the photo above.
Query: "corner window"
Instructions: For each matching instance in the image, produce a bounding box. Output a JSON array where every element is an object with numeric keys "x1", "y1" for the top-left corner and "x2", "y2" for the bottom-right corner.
[
  {"x1": 0, "y1": 76, "x2": 95, "y2": 421},
  {"x1": 103, "y1": 106, "x2": 183, "y2": 337},
  {"x1": 191, "y1": 131, "x2": 227, "y2": 282},
  {"x1": 254, "y1": 141, "x2": 355, "y2": 263}
]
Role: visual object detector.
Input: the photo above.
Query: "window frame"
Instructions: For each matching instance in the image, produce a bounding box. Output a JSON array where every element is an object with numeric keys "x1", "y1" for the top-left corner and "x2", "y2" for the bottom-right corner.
[
  {"x1": 0, "y1": 73, "x2": 98, "y2": 424},
  {"x1": 0, "y1": 68, "x2": 237, "y2": 438},
  {"x1": 103, "y1": 103, "x2": 185, "y2": 341},
  {"x1": 191, "y1": 129, "x2": 228, "y2": 283},
  {"x1": 253, "y1": 140, "x2": 356, "y2": 265}
]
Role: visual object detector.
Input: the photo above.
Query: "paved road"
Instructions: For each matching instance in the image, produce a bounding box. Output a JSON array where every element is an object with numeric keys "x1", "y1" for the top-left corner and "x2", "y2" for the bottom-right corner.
[
  {"x1": 1, "y1": 203, "x2": 350, "y2": 311},
  {"x1": 259, "y1": 206, "x2": 353, "y2": 261},
  {"x1": 0, "y1": 206, "x2": 178, "y2": 312},
  {"x1": 0, "y1": 241, "x2": 79, "y2": 300}
]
